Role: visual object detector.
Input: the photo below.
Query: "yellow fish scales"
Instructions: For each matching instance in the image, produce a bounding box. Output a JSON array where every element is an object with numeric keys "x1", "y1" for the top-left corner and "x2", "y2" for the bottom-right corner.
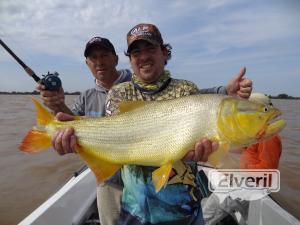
[{"x1": 19, "y1": 94, "x2": 286, "y2": 192}]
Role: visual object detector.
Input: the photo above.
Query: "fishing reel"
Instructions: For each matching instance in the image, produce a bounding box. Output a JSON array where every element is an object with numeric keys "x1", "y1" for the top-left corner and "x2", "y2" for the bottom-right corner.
[
  {"x1": 0, "y1": 39, "x2": 62, "y2": 91},
  {"x1": 41, "y1": 71, "x2": 62, "y2": 91}
]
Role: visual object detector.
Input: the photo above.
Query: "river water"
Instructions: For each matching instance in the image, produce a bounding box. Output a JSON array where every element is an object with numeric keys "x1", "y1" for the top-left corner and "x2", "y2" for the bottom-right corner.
[{"x1": 0, "y1": 95, "x2": 299, "y2": 224}]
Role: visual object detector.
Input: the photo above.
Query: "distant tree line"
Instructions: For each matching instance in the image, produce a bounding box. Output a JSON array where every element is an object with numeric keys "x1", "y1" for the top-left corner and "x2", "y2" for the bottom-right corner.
[
  {"x1": 0, "y1": 91, "x2": 80, "y2": 95},
  {"x1": 0, "y1": 91, "x2": 299, "y2": 99},
  {"x1": 269, "y1": 93, "x2": 300, "y2": 99}
]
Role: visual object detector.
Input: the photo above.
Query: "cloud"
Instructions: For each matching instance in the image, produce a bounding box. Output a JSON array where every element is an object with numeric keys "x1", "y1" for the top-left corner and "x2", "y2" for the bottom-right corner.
[
  {"x1": 0, "y1": 0, "x2": 152, "y2": 61},
  {"x1": 0, "y1": 0, "x2": 299, "y2": 95},
  {"x1": 171, "y1": 4, "x2": 299, "y2": 54},
  {"x1": 2, "y1": 0, "x2": 298, "y2": 61}
]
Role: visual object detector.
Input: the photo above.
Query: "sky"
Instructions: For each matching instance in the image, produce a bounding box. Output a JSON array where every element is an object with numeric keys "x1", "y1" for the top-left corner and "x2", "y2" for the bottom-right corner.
[{"x1": 0, "y1": 0, "x2": 300, "y2": 96}]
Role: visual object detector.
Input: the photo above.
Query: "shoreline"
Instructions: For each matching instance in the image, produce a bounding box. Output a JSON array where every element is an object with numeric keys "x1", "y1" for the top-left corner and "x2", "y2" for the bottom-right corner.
[
  {"x1": 0, "y1": 92, "x2": 299, "y2": 99},
  {"x1": 0, "y1": 92, "x2": 80, "y2": 95}
]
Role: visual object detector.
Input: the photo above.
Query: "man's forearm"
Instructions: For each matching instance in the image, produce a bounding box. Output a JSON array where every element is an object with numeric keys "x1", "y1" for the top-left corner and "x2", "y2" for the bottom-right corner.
[
  {"x1": 53, "y1": 104, "x2": 74, "y2": 115},
  {"x1": 199, "y1": 86, "x2": 227, "y2": 95}
]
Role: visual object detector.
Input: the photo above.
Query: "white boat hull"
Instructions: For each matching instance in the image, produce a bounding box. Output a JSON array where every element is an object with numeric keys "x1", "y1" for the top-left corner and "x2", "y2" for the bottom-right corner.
[
  {"x1": 18, "y1": 168, "x2": 97, "y2": 225},
  {"x1": 19, "y1": 166, "x2": 299, "y2": 225},
  {"x1": 248, "y1": 197, "x2": 300, "y2": 225}
]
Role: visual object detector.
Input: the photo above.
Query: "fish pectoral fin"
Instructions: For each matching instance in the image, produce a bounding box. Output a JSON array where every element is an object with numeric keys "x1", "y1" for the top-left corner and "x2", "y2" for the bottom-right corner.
[
  {"x1": 19, "y1": 129, "x2": 52, "y2": 153},
  {"x1": 75, "y1": 145, "x2": 121, "y2": 184},
  {"x1": 119, "y1": 101, "x2": 151, "y2": 113},
  {"x1": 208, "y1": 142, "x2": 230, "y2": 168},
  {"x1": 152, "y1": 162, "x2": 173, "y2": 193}
]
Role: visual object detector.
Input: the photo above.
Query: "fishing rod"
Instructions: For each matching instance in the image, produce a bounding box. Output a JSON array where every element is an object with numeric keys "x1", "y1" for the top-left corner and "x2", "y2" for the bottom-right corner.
[{"x1": 0, "y1": 38, "x2": 61, "y2": 91}]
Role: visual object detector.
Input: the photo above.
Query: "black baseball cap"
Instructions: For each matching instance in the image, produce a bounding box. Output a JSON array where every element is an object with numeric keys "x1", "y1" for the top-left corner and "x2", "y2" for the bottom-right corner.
[{"x1": 84, "y1": 37, "x2": 116, "y2": 57}]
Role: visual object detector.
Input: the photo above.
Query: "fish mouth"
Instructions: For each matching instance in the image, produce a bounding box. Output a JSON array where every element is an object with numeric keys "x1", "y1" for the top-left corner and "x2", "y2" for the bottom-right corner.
[{"x1": 265, "y1": 110, "x2": 286, "y2": 137}]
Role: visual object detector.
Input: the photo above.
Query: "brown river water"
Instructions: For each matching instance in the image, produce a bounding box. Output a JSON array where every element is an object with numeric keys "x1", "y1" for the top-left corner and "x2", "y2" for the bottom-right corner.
[{"x1": 0, "y1": 95, "x2": 299, "y2": 224}]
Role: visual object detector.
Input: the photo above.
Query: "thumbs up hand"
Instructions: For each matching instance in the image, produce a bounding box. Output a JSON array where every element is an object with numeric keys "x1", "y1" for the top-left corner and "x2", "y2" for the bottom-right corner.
[{"x1": 226, "y1": 67, "x2": 253, "y2": 98}]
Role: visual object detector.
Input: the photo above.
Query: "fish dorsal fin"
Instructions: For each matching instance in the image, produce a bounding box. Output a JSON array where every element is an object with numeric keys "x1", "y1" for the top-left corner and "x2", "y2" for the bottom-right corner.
[
  {"x1": 119, "y1": 101, "x2": 151, "y2": 113},
  {"x1": 152, "y1": 162, "x2": 173, "y2": 192},
  {"x1": 32, "y1": 97, "x2": 54, "y2": 126},
  {"x1": 75, "y1": 145, "x2": 121, "y2": 183}
]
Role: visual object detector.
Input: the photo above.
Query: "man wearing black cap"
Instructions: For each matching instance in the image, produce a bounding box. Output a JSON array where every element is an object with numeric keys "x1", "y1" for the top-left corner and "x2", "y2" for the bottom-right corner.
[
  {"x1": 38, "y1": 36, "x2": 131, "y2": 225},
  {"x1": 38, "y1": 36, "x2": 131, "y2": 116}
]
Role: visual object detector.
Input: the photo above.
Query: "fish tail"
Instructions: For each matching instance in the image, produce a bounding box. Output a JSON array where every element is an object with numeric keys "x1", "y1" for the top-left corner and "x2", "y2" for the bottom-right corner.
[
  {"x1": 19, "y1": 98, "x2": 54, "y2": 152},
  {"x1": 19, "y1": 129, "x2": 52, "y2": 152}
]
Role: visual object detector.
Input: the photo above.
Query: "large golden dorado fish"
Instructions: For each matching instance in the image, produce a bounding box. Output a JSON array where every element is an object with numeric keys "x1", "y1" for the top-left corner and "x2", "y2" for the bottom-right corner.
[{"x1": 20, "y1": 95, "x2": 285, "y2": 192}]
